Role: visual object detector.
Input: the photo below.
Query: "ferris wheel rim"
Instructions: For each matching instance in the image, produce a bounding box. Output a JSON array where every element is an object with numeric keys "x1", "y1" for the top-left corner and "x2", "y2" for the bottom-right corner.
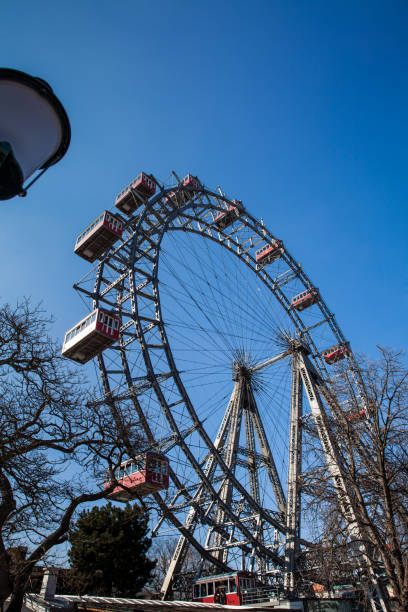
[{"x1": 88, "y1": 179, "x2": 357, "y2": 576}]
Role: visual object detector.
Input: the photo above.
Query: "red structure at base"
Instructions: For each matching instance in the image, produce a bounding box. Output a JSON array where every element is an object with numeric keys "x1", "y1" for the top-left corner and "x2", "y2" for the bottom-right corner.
[{"x1": 192, "y1": 572, "x2": 257, "y2": 606}]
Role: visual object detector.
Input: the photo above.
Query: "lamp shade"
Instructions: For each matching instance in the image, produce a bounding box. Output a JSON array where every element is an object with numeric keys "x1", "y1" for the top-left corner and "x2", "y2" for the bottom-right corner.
[{"x1": 0, "y1": 68, "x2": 70, "y2": 199}]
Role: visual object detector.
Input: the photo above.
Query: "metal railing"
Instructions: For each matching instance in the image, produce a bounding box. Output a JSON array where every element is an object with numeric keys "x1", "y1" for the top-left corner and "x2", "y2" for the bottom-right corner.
[{"x1": 241, "y1": 586, "x2": 282, "y2": 605}]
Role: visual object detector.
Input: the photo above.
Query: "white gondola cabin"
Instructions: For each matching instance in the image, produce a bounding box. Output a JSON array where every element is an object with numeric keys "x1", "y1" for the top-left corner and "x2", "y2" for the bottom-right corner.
[
  {"x1": 255, "y1": 240, "x2": 283, "y2": 266},
  {"x1": 62, "y1": 308, "x2": 121, "y2": 364},
  {"x1": 74, "y1": 211, "x2": 124, "y2": 262},
  {"x1": 214, "y1": 200, "x2": 242, "y2": 230},
  {"x1": 182, "y1": 173, "x2": 200, "y2": 194},
  {"x1": 115, "y1": 172, "x2": 156, "y2": 216},
  {"x1": 105, "y1": 452, "x2": 169, "y2": 501},
  {"x1": 164, "y1": 189, "x2": 179, "y2": 206},
  {"x1": 322, "y1": 343, "x2": 350, "y2": 365},
  {"x1": 164, "y1": 174, "x2": 201, "y2": 207},
  {"x1": 291, "y1": 288, "x2": 320, "y2": 311}
]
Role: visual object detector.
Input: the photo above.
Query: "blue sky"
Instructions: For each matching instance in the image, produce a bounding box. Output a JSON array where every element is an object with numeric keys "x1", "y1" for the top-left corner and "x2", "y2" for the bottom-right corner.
[{"x1": 1, "y1": 0, "x2": 407, "y2": 357}]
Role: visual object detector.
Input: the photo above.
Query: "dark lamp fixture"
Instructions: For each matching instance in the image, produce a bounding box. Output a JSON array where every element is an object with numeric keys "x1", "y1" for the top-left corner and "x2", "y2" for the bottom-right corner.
[{"x1": 0, "y1": 68, "x2": 71, "y2": 200}]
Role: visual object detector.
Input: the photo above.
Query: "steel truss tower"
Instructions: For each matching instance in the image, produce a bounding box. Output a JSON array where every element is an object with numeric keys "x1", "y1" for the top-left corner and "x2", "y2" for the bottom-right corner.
[{"x1": 161, "y1": 340, "x2": 389, "y2": 612}]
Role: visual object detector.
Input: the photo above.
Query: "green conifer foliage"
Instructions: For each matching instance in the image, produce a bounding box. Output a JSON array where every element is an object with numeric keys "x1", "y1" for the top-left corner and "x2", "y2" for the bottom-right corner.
[{"x1": 68, "y1": 503, "x2": 156, "y2": 597}]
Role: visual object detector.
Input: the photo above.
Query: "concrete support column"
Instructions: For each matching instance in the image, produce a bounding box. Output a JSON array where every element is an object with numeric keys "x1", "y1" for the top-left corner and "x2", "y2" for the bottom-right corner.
[{"x1": 40, "y1": 567, "x2": 58, "y2": 600}]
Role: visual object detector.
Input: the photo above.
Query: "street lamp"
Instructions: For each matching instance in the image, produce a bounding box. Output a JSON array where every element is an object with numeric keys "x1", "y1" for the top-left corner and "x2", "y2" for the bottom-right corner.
[{"x1": 0, "y1": 68, "x2": 71, "y2": 200}]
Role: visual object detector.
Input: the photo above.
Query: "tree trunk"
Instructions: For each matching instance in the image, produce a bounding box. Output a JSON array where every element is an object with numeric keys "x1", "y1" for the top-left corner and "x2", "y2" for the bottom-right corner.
[
  {"x1": 6, "y1": 590, "x2": 25, "y2": 612},
  {"x1": 6, "y1": 571, "x2": 31, "y2": 612}
]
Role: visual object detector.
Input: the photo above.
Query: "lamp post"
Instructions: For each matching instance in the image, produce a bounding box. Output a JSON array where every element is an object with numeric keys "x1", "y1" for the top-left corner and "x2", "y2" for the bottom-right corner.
[{"x1": 0, "y1": 68, "x2": 70, "y2": 200}]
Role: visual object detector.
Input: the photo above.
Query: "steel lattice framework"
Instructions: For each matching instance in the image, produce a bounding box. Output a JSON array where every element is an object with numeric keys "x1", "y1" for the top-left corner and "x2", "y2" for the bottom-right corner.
[{"x1": 72, "y1": 174, "x2": 389, "y2": 612}]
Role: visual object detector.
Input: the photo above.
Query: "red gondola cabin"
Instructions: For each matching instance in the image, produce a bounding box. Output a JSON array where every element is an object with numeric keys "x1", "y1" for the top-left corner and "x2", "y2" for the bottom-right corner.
[
  {"x1": 105, "y1": 452, "x2": 169, "y2": 501},
  {"x1": 255, "y1": 240, "x2": 283, "y2": 266},
  {"x1": 345, "y1": 409, "x2": 367, "y2": 424},
  {"x1": 291, "y1": 288, "x2": 320, "y2": 311},
  {"x1": 74, "y1": 211, "x2": 124, "y2": 262},
  {"x1": 62, "y1": 308, "x2": 121, "y2": 364},
  {"x1": 322, "y1": 343, "x2": 350, "y2": 365},
  {"x1": 214, "y1": 200, "x2": 243, "y2": 230},
  {"x1": 115, "y1": 172, "x2": 156, "y2": 215}
]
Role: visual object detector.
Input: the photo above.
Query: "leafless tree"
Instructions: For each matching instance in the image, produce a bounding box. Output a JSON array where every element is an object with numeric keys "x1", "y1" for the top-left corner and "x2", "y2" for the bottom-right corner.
[
  {"x1": 0, "y1": 300, "x2": 144, "y2": 612},
  {"x1": 149, "y1": 538, "x2": 203, "y2": 599},
  {"x1": 301, "y1": 347, "x2": 408, "y2": 611}
]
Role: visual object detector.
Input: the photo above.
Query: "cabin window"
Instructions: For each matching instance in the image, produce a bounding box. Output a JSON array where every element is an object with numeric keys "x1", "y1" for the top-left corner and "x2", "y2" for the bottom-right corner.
[
  {"x1": 229, "y1": 579, "x2": 236, "y2": 592},
  {"x1": 207, "y1": 582, "x2": 214, "y2": 595},
  {"x1": 98, "y1": 312, "x2": 104, "y2": 322},
  {"x1": 200, "y1": 584, "x2": 207, "y2": 597},
  {"x1": 162, "y1": 462, "x2": 168, "y2": 475},
  {"x1": 114, "y1": 320, "x2": 119, "y2": 330},
  {"x1": 194, "y1": 585, "x2": 200, "y2": 598}
]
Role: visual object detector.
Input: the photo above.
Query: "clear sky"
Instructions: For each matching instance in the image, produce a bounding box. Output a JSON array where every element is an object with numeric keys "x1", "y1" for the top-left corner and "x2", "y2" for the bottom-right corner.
[{"x1": 1, "y1": 0, "x2": 407, "y2": 357}]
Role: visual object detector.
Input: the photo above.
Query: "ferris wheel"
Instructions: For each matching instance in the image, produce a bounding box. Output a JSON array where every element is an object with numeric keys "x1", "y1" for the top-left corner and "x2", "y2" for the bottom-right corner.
[{"x1": 64, "y1": 172, "x2": 388, "y2": 611}]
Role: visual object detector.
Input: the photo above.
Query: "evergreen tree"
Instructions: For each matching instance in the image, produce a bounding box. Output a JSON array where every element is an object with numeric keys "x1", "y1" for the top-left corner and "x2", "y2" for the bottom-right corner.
[{"x1": 68, "y1": 503, "x2": 156, "y2": 597}]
